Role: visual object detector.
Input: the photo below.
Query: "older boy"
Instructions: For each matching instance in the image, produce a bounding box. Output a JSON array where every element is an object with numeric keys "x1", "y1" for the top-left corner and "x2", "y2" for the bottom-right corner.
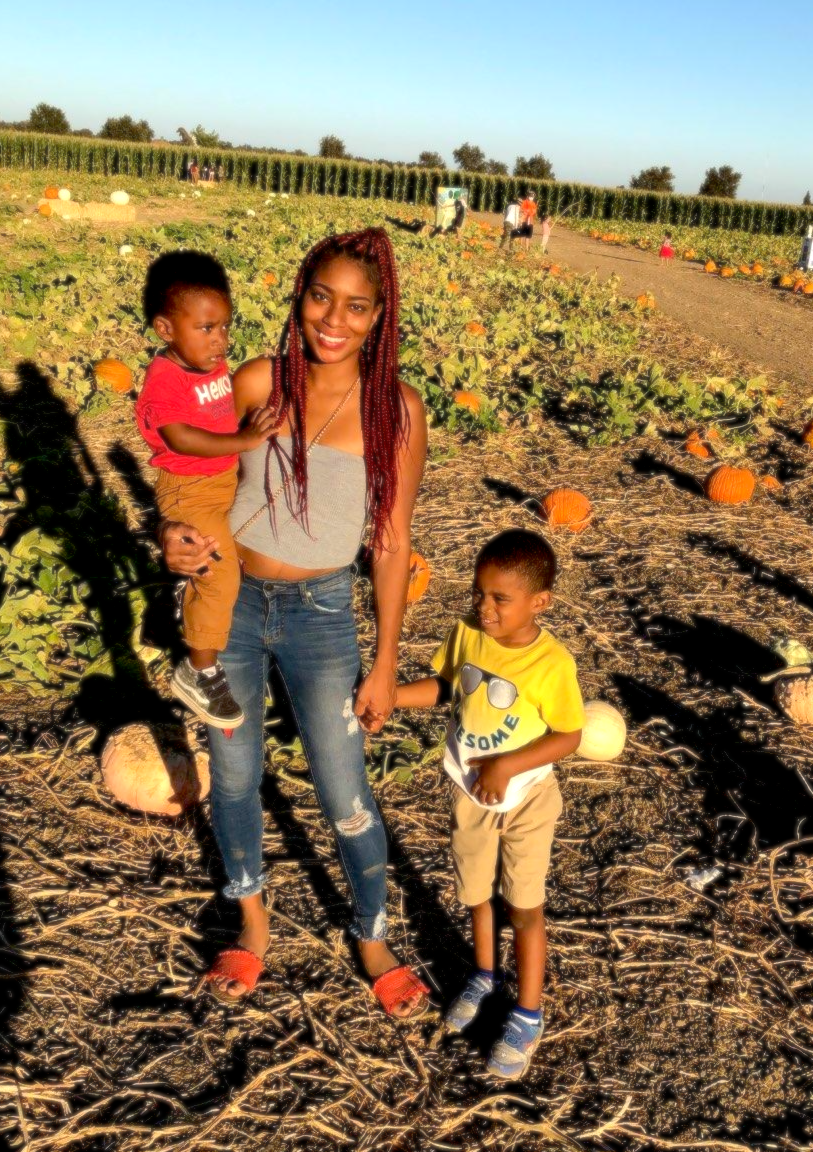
[{"x1": 395, "y1": 529, "x2": 583, "y2": 1077}]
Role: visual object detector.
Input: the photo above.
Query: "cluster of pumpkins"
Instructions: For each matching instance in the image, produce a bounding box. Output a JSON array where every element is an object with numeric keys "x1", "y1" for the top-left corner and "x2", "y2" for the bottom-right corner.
[{"x1": 38, "y1": 186, "x2": 131, "y2": 217}]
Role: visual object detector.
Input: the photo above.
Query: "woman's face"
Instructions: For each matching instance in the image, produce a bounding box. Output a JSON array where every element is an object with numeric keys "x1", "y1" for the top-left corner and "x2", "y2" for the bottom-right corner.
[{"x1": 300, "y1": 255, "x2": 382, "y2": 366}]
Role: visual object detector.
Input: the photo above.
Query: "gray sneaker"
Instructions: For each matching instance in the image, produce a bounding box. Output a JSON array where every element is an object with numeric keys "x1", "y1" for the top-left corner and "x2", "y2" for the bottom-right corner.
[
  {"x1": 444, "y1": 972, "x2": 495, "y2": 1033},
  {"x1": 170, "y1": 659, "x2": 245, "y2": 729},
  {"x1": 486, "y1": 1009, "x2": 544, "y2": 1079}
]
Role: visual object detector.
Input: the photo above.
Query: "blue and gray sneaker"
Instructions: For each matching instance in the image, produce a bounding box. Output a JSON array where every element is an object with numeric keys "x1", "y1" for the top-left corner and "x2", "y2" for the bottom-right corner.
[
  {"x1": 486, "y1": 1008, "x2": 544, "y2": 1079},
  {"x1": 444, "y1": 971, "x2": 496, "y2": 1033}
]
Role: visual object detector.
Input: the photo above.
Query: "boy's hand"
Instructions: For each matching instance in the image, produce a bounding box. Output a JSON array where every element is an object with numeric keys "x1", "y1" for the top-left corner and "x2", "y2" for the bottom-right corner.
[
  {"x1": 467, "y1": 754, "x2": 513, "y2": 806},
  {"x1": 235, "y1": 406, "x2": 278, "y2": 450}
]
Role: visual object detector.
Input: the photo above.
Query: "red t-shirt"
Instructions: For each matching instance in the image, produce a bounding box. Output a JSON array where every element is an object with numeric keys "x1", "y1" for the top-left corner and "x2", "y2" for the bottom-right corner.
[
  {"x1": 135, "y1": 354, "x2": 239, "y2": 476},
  {"x1": 520, "y1": 198, "x2": 537, "y2": 223}
]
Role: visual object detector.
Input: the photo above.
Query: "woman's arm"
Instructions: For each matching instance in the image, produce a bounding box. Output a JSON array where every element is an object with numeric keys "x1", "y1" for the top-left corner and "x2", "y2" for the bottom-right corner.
[{"x1": 355, "y1": 385, "x2": 428, "y2": 733}]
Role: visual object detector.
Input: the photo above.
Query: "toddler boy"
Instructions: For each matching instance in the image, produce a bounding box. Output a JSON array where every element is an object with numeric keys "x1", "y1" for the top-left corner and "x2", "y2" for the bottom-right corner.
[
  {"x1": 395, "y1": 528, "x2": 583, "y2": 1078},
  {"x1": 135, "y1": 251, "x2": 273, "y2": 727}
]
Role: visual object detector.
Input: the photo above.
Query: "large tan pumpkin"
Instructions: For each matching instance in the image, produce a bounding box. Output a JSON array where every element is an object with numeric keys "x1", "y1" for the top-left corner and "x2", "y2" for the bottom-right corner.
[
  {"x1": 101, "y1": 723, "x2": 210, "y2": 815},
  {"x1": 576, "y1": 701, "x2": 627, "y2": 761},
  {"x1": 774, "y1": 676, "x2": 813, "y2": 725}
]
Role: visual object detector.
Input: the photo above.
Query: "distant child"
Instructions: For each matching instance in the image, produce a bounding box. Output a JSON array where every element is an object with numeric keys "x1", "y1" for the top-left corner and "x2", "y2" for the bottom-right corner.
[
  {"x1": 135, "y1": 251, "x2": 274, "y2": 727},
  {"x1": 519, "y1": 191, "x2": 537, "y2": 252},
  {"x1": 540, "y1": 214, "x2": 553, "y2": 254},
  {"x1": 659, "y1": 231, "x2": 674, "y2": 265},
  {"x1": 500, "y1": 198, "x2": 520, "y2": 251},
  {"x1": 395, "y1": 529, "x2": 584, "y2": 1078}
]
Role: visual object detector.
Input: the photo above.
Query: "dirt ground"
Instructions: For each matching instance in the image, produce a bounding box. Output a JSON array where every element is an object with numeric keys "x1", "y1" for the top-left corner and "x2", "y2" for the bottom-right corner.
[
  {"x1": 475, "y1": 210, "x2": 813, "y2": 407},
  {"x1": 2, "y1": 200, "x2": 813, "y2": 1151}
]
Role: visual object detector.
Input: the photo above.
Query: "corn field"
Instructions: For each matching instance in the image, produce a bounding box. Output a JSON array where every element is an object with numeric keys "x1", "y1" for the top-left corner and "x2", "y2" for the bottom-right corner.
[{"x1": 3, "y1": 129, "x2": 812, "y2": 236}]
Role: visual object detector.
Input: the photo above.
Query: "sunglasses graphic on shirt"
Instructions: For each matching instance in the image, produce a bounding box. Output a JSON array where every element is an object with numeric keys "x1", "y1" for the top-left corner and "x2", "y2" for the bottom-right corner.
[{"x1": 459, "y1": 663, "x2": 518, "y2": 710}]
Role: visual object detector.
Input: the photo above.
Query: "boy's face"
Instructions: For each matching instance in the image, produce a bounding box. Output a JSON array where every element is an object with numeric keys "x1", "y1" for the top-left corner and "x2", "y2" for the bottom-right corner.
[
  {"x1": 154, "y1": 289, "x2": 232, "y2": 372},
  {"x1": 471, "y1": 562, "x2": 551, "y2": 648}
]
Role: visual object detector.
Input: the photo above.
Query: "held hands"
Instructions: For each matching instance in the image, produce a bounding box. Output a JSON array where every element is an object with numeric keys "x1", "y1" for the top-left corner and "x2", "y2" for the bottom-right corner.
[
  {"x1": 354, "y1": 663, "x2": 397, "y2": 734},
  {"x1": 235, "y1": 405, "x2": 279, "y2": 450},
  {"x1": 467, "y1": 754, "x2": 513, "y2": 806}
]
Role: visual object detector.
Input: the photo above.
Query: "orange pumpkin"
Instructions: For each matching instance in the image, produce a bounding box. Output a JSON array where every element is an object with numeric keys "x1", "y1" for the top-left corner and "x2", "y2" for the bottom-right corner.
[
  {"x1": 804, "y1": 283, "x2": 813, "y2": 296},
  {"x1": 37, "y1": 202, "x2": 52, "y2": 217},
  {"x1": 778, "y1": 274, "x2": 794, "y2": 288},
  {"x1": 540, "y1": 488, "x2": 593, "y2": 533},
  {"x1": 760, "y1": 474, "x2": 783, "y2": 491},
  {"x1": 685, "y1": 431, "x2": 712, "y2": 458},
  {"x1": 453, "y1": 390, "x2": 481, "y2": 413},
  {"x1": 751, "y1": 262, "x2": 764, "y2": 276},
  {"x1": 720, "y1": 266, "x2": 735, "y2": 278},
  {"x1": 94, "y1": 358, "x2": 133, "y2": 394},
  {"x1": 461, "y1": 251, "x2": 473, "y2": 261},
  {"x1": 704, "y1": 260, "x2": 717, "y2": 273},
  {"x1": 446, "y1": 281, "x2": 461, "y2": 294},
  {"x1": 263, "y1": 271, "x2": 277, "y2": 286},
  {"x1": 683, "y1": 248, "x2": 697, "y2": 260},
  {"x1": 43, "y1": 186, "x2": 59, "y2": 199},
  {"x1": 738, "y1": 265, "x2": 751, "y2": 276},
  {"x1": 548, "y1": 263, "x2": 561, "y2": 275},
  {"x1": 407, "y1": 552, "x2": 431, "y2": 604},
  {"x1": 465, "y1": 321, "x2": 486, "y2": 337},
  {"x1": 636, "y1": 292, "x2": 655, "y2": 310},
  {"x1": 802, "y1": 420, "x2": 813, "y2": 445},
  {"x1": 704, "y1": 464, "x2": 755, "y2": 505}
]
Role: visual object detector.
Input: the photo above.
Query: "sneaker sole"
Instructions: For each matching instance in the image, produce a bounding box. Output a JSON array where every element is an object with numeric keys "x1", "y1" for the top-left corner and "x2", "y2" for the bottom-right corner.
[
  {"x1": 486, "y1": 1030, "x2": 543, "y2": 1080},
  {"x1": 170, "y1": 675, "x2": 246, "y2": 730}
]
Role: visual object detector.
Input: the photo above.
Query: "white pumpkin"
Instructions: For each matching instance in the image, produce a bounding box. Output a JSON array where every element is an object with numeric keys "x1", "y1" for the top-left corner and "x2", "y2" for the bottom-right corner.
[
  {"x1": 576, "y1": 701, "x2": 627, "y2": 761},
  {"x1": 101, "y1": 723, "x2": 210, "y2": 816},
  {"x1": 110, "y1": 190, "x2": 130, "y2": 206},
  {"x1": 58, "y1": 188, "x2": 71, "y2": 201},
  {"x1": 118, "y1": 244, "x2": 134, "y2": 256}
]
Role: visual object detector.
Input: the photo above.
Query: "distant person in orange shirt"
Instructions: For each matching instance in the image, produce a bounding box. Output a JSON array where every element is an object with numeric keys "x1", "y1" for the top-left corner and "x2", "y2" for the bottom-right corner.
[{"x1": 519, "y1": 192, "x2": 537, "y2": 252}]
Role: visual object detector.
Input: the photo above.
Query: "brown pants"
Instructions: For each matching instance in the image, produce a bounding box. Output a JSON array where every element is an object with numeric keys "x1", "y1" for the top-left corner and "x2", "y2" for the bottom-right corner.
[{"x1": 154, "y1": 466, "x2": 240, "y2": 652}]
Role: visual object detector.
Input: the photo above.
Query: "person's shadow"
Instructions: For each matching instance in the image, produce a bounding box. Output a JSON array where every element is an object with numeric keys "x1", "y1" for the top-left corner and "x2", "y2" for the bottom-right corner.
[{"x1": 0, "y1": 361, "x2": 180, "y2": 744}]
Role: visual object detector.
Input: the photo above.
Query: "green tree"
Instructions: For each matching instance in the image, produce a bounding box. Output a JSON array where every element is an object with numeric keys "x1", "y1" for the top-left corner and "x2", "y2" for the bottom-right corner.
[
  {"x1": 698, "y1": 165, "x2": 742, "y2": 199},
  {"x1": 630, "y1": 165, "x2": 674, "y2": 192},
  {"x1": 418, "y1": 150, "x2": 445, "y2": 168},
  {"x1": 485, "y1": 159, "x2": 509, "y2": 176},
  {"x1": 98, "y1": 115, "x2": 153, "y2": 142},
  {"x1": 192, "y1": 124, "x2": 231, "y2": 149},
  {"x1": 453, "y1": 143, "x2": 486, "y2": 173},
  {"x1": 803, "y1": 191, "x2": 812, "y2": 206},
  {"x1": 514, "y1": 154, "x2": 555, "y2": 180},
  {"x1": 28, "y1": 103, "x2": 70, "y2": 134},
  {"x1": 319, "y1": 135, "x2": 347, "y2": 159}
]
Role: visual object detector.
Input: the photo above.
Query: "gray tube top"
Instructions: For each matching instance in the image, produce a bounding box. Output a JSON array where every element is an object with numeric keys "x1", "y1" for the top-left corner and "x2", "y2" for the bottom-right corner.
[{"x1": 229, "y1": 436, "x2": 368, "y2": 567}]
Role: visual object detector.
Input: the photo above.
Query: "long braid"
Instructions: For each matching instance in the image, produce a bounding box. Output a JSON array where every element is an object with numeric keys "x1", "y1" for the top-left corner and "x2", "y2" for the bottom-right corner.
[{"x1": 269, "y1": 228, "x2": 408, "y2": 552}]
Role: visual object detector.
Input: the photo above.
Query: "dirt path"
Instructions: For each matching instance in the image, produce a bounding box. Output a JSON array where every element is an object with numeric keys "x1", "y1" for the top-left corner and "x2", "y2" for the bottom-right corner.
[{"x1": 476, "y1": 210, "x2": 811, "y2": 401}]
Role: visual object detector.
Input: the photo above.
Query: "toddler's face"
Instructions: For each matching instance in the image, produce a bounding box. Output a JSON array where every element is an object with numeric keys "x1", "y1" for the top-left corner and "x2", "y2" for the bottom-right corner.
[
  {"x1": 471, "y1": 563, "x2": 551, "y2": 648},
  {"x1": 157, "y1": 289, "x2": 232, "y2": 372}
]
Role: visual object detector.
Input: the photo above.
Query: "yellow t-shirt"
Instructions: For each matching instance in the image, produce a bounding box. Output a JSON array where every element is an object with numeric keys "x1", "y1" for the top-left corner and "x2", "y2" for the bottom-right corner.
[{"x1": 431, "y1": 617, "x2": 584, "y2": 812}]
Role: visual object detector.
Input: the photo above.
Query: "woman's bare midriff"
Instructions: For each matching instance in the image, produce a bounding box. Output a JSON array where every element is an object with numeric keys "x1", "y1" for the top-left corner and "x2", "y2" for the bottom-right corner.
[{"x1": 236, "y1": 542, "x2": 340, "y2": 582}]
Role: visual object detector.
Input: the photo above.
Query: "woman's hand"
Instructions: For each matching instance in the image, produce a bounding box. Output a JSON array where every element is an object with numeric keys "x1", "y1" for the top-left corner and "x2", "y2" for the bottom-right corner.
[
  {"x1": 160, "y1": 521, "x2": 220, "y2": 577},
  {"x1": 355, "y1": 661, "x2": 397, "y2": 733}
]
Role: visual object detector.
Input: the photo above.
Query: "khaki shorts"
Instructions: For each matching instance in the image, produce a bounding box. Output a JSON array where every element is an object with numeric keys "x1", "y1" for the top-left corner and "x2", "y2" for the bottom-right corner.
[{"x1": 451, "y1": 773, "x2": 563, "y2": 910}]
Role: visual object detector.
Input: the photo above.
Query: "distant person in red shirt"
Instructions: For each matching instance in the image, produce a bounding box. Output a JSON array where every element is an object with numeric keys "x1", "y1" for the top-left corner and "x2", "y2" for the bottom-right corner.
[
  {"x1": 519, "y1": 192, "x2": 537, "y2": 252},
  {"x1": 135, "y1": 252, "x2": 276, "y2": 727},
  {"x1": 659, "y1": 231, "x2": 675, "y2": 266}
]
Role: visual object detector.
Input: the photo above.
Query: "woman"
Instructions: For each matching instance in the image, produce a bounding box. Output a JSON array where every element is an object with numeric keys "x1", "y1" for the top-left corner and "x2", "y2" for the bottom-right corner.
[{"x1": 162, "y1": 229, "x2": 428, "y2": 1016}]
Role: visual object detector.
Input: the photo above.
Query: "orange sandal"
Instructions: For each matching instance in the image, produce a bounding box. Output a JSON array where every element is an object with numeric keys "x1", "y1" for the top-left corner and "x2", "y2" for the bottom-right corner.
[
  {"x1": 204, "y1": 947, "x2": 264, "y2": 1003},
  {"x1": 371, "y1": 965, "x2": 430, "y2": 1018}
]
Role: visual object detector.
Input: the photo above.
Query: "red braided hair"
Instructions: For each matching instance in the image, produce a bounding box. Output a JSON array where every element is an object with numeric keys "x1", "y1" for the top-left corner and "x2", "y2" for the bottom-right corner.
[{"x1": 267, "y1": 227, "x2": 408, "y2": 553}]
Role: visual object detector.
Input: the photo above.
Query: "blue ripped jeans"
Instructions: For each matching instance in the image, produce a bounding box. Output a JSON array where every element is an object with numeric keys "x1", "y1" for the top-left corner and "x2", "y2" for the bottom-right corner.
[{"x1": 206, "y1": 568, "x2": 388, "y2": 941}]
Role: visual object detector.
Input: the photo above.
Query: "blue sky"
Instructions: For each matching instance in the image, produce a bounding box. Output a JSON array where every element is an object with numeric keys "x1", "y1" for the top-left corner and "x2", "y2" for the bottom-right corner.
[{"x1": 5, "y1": 0, "x2": 811, "y2": 204}]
